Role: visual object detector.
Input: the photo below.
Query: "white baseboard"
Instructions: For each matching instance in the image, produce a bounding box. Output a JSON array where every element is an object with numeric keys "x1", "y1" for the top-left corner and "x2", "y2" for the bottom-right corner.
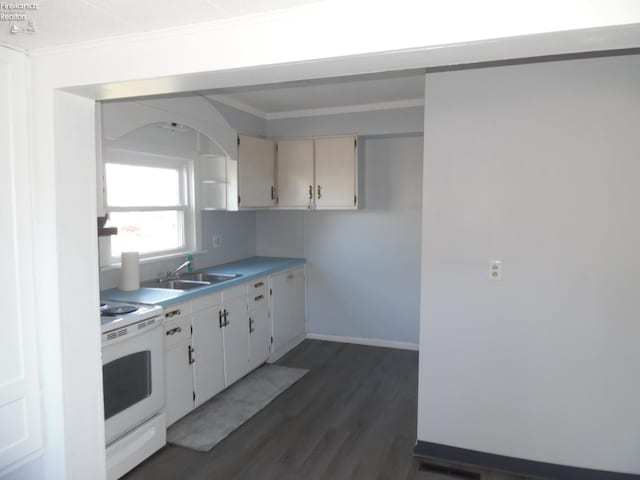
[{"x1": 306, "y1": 333, "x2": 418, "y2": 351}]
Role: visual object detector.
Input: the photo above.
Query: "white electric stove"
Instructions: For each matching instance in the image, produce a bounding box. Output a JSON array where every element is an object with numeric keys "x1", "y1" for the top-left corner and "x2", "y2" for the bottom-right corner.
[{"x1": 99, "y1": 300, "x2": 166, "y2": 480}]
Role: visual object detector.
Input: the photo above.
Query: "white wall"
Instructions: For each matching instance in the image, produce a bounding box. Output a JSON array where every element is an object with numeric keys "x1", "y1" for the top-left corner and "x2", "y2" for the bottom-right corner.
[
  {"x1": 418, "y1": 54, "x2": 640, "y2": 474},
  {"x1": 257, "y1": 134, "x2": 423, "y2": 345}
]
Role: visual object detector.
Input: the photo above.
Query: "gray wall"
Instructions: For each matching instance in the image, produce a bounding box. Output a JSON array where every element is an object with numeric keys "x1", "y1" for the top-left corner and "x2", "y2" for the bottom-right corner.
[
  {"x1": 197, "y1": 211, "x2": 256, "y2": 268},
  {"x1": 418, "y1": 55, "x2": 640, "y2": 474},
  {"x1": 257, "y1": 134, "x2": 423, "y2": 345}
]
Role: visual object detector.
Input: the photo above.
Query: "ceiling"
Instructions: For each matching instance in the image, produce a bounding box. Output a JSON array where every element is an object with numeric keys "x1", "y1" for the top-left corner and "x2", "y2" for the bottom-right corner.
[
  {"x1": 206, "y1": 73, "x2": 426, "y2": 119},
  {"x1": 0, "y1": 0, "x2": 323, "y2": 51}
]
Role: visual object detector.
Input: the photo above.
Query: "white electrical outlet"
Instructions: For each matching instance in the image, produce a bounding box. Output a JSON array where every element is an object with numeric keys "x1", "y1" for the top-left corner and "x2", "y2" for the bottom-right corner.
[
  {"x1": 489, "y1": 260, "x2": 502, "y2": 280},
  {"x1": 212, "y1": 235, "x2": 222, "y2": 248}
]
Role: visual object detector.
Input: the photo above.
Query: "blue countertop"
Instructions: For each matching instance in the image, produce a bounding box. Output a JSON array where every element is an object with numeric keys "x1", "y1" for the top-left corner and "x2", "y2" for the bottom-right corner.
[{"x1": 101, "y1": 256, "x2": 305, "y2": 307}]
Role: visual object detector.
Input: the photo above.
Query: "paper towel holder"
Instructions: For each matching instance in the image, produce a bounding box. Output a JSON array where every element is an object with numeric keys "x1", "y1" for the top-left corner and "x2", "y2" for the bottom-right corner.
[{"x1": 98, "y1": 215, "x2": 118, "y2": 237}]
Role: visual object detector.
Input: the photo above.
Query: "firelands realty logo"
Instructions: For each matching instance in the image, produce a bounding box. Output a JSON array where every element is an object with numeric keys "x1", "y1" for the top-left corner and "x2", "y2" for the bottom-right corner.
[{"x1": 1, "y1": 1, "x2": 39, "y2": 34}]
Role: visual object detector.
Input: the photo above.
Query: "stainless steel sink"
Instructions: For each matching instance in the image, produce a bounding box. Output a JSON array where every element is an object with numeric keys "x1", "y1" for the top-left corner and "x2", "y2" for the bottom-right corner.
[
  {"x1": 142, "y1": 272, "x2": 241, "y2": 291},
  {"x1": 143, "y1": 279, "x2": 210, "y2": 291},
  {"x1": 179, "y1": 273, "x2": 242, "y2": 284}
]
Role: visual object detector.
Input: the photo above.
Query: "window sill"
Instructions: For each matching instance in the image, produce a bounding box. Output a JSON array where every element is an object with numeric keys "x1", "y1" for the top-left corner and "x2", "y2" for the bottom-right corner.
[{"x1": 100, "y1": 249, "x2": 207, "y2": 272}]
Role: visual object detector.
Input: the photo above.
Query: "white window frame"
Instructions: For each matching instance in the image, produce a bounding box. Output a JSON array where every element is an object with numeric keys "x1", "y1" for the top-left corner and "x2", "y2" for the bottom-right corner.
[{"x1": 102, "y1": 147, "x2": 198, "y2": 266}]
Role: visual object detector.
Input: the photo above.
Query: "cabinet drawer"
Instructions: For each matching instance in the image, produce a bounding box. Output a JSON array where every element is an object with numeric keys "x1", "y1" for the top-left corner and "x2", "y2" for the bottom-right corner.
[
  {"x1": 163, "y1": 302, "x2": 191, "y2": 321},
  {"x1": 249, "y1": 291, "x2": 268, "y2": 311},
  {"x1": 248, "y1": 277, "x2": 268, "y2": 294},
  {"x1": 191, "y1": 291, "x2": 222, "y2": 313},
  {"x1": 248, "y1": 277, "x2": 268, "y2": 310},
  {"x1": 163, "y1": 315, "x2": 191, "y2": 349},
  {"x1": 222, "y1": 284, "x2": 246, "y2": 302}
]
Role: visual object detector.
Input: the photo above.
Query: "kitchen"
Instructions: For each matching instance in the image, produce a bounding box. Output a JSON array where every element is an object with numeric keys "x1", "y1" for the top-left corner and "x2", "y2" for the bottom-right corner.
[
  {"x1": 95, "y1": 77, "x2": 423, "y2": 478},
  {"x1": 2, "y1": 3, "x2": 640, "y2": 480}
]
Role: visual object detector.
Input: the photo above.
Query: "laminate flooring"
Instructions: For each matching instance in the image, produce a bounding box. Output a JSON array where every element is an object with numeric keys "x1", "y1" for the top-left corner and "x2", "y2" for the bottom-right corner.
[{"x1": 124, "y1": 340, "x2": 527, "y2": 480}]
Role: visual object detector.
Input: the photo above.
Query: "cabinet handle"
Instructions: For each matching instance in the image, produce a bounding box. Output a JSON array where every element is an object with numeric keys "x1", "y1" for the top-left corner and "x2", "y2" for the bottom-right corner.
[
  {"x1": 308, "y1": 185, "x2": 313, "y2": 200},
  {"x1": 287, "y1": 272, "x2": 294, "y2": 280},
  {"x1": 223, "y1": 309, "x2": 230, "y2": 326},
  {"x1": 317, "y1": 185, "x2": 322, "y2": 199},
  {"x1": 254, "y1": 281, "x2": 264, "y2": 288},
  {"x1": 254, "y1": 294, "x2": 264, "y2": 301},
  {"x1": 165, "y1": 326, "x2": 182, "y2": 336},
  {"x1": 249, "y1": 317, "x2": 254, "y2": 334},
  {"x1": 271, "y1": 185, "x2": 275, "y2": 200},
  {"x1": 188, "y1": 345, "x2": 195, "y2": 365},
  {"x1": 218, "y1": 310, "x2": 223, "y2": 328},
  {"x1": 165, "y1": 309, "x2": 181, "y2": 318}
]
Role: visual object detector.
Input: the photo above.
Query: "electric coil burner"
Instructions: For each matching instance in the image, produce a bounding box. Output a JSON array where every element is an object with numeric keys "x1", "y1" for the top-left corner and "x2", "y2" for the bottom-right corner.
[
  {"x1": 99, "y1": 301, "x2": 162, "y2": 333},
  {"x1": 102, "y1": 305, "x2": 138, "y2": 316}
]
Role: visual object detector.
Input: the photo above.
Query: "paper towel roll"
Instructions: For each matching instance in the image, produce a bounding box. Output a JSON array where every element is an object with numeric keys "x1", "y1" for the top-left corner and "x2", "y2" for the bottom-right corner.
[{"x1": 119, "y1": 251, "x2": 140, "y2": 291}]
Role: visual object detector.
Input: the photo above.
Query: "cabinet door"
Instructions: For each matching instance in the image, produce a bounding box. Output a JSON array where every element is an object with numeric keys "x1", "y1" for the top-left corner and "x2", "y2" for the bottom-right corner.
[
  {"x1": 165, "y1": 340, "x2": 194, "y2": 426},
  {"x1": 249, "y1": 307, "x2": 270, "y2": 370},
  {"x1": 192, "y1": 307, "x2": 226, "y2": 407},
  {"x1": 314, "y1": 135, "x2": 357, "y2": 209},
  {"x1": 238, "y1": 134, "x2": 275, "y2": 208},
  {"x1": 271, "y1": 266, "x2": 306, "y2": 361},
  {"x1": 222, "y1": 296, "x2": 251, "y2": 386},
  {"x1": 276, "y1": 138, "x2": 314, "y2": 209}
]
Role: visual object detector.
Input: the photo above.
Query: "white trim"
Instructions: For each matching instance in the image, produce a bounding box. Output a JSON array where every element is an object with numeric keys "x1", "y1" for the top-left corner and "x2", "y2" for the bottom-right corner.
[
  {"x1": 208, "y1": 95, "x2": 425, "y2": 120},
  {"x1": 306, "y1": 333, "x2": 419, "y2": 351},
  {"x1": 267, "y1": 98, "x2": 425, "y2": 120}
]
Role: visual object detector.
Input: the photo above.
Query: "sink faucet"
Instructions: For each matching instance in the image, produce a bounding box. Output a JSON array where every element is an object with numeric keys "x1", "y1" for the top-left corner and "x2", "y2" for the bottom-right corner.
[{"x1": 173, "y1": 260, "x2": 192, "y2": 277}]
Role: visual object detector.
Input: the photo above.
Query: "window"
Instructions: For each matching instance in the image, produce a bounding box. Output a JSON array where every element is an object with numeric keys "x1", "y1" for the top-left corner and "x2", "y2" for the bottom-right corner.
[{"x1": 103, "y1": 149, "x2": 196, "y2": 264}]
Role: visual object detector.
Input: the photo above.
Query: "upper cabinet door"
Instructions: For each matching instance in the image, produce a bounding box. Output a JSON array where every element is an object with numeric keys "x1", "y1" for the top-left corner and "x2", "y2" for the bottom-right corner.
[
  {"x1": 276, "y1": 138, "x2": 314, "y2": 209},
  {"x1": 238, "y1": 134, "x2": 275, "y2": 208},
  {"x1": 314, "y1": 135, "x2": 358, "y2": 209}
]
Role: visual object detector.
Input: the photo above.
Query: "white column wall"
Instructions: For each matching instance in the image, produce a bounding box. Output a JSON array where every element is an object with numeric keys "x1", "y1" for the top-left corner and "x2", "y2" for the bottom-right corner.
[{"x1": 418, "y1": 54, "x2": 640, "y2": 474}]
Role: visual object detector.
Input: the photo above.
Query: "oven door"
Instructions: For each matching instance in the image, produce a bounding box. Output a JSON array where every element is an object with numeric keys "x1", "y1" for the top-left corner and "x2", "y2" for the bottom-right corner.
[{"x1": 102, "y1": 321, "x2": 164, "y2": 445}]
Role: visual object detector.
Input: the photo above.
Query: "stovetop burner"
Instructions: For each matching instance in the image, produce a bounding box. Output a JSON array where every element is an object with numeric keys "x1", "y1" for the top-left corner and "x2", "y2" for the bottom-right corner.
[{"x1": 102, "y1": 305, "x2": 139, "y2": 316}]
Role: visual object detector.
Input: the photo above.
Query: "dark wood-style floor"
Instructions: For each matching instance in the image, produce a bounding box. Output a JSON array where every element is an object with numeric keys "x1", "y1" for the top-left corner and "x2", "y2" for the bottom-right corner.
[{"x1": 124, "y1": 340, "x2": 525, "y2": 480}]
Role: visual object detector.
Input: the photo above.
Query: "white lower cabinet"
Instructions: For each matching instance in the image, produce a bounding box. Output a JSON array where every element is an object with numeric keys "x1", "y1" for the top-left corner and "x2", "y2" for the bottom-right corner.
[
  {"x1": 270, "y1": 266, "x2": 307, "y2": 362},
  {"x1": 192, "y1": 306, "x2": 226, "y2": 408},
  {"x1": 221, "y1": 292, "x2": 251, "y2": 386},
  {"x1": 248, "y1": 276, "x2": 270, "y2": 370},
  {"x1": 163, "y1": 308, "x2": 194, "y2": 427},
  {"x1": 163, "y1": 267, "x2": 307, "y2": 426},
  {"x1": 249, "y1": 306, "x2": 270, "y2": 370}
]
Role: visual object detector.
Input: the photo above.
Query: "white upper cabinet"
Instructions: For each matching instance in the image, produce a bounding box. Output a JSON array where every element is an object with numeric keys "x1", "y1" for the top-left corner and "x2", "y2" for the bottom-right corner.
[
  {"x1": 276, "y1": 134, "x2": 358, "y2": 210},
  {"x1": 314, "y1": 135, "x2": 358, "y2": 209},
  {"x1": 237, "y1": 134, "x2": 275, "y2": 208},
  {"x1": 275, "y1": 138, "x2": 314, "y2": 209}
]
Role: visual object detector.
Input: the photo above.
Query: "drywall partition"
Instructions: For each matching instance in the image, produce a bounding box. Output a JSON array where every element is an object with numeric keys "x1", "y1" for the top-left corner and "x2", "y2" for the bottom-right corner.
[
  {"x1": 257, "y1": 134, "x2": 423, "y2": 347},
  {"x1": 418, "y1": 55, "x2": 640, "y2": 475}
]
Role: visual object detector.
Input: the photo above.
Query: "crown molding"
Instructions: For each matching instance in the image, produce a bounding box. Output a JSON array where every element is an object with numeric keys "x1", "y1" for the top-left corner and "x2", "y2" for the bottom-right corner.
[{"x1": 208, "y1": 94, "x2": 424, "y2": 121}]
